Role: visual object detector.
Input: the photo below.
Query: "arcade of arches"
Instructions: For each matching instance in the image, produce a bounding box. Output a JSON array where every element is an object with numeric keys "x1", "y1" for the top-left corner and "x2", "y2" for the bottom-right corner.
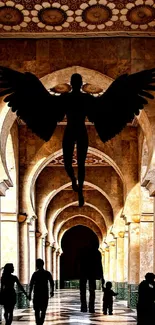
[{"x1": 1, "y1": 38, "x2": 155, "y2": 311}]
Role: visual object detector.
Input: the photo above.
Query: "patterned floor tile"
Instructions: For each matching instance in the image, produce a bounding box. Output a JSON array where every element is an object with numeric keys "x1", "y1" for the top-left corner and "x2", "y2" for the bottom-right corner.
[{"x1": 8, "y1": 289, "x2": 137, "y2": 325}]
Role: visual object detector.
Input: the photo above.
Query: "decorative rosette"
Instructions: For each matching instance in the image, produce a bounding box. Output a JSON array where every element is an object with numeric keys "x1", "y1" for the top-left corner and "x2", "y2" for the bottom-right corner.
[
  {"x1": 0, "y1": 1, "x2": 31, "y2": 31},
  {"x1": 75, "y1": 0, "x2": 119, "y2": 30},
  {"x1": 31, "y1": 2, "x2": 74, "y2": 31},
  {"x1": 82, "y1": 83, "x2": 104, "y2": 95},
  {"x1": 120, "y1": 0, "x2": 155, "y2": 30}
]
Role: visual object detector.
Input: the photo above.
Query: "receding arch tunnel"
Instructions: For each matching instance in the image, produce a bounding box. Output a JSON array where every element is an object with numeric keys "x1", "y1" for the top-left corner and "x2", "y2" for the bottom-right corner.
[{"x1": 60, "y1": 225, "x2": 100, "y2": 289}]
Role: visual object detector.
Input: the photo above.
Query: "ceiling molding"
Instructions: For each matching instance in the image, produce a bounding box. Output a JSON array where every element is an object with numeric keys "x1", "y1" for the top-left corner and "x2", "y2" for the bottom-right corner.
[
  {"x1": 1, "y1": 31, "x2": 155, "y2": 38},
  {"x1": 0, "y1": 1, "x2": 155, "y2": 38}
]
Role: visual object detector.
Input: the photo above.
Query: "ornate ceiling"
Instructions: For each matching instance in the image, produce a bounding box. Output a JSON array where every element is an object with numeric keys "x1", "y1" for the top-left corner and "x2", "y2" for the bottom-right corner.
[
  {"x1": 48, "y1": 152, "x2": 109, "y2": 166},
  {"x1": 0, "y1": 0, "x2": 155, "y2": 37}
]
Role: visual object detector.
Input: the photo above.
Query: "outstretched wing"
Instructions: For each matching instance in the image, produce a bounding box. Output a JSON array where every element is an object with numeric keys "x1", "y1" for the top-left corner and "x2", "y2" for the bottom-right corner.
[
  {"x1": 87, "y1": 68, "x2": 155, "y2": 143},
  {"x1": 0, "y1": 66, "x2": 65, "y2": 141}
]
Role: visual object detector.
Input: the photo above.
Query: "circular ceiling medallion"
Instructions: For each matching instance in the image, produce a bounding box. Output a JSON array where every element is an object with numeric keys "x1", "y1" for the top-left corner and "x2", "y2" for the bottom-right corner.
[
  {"x1": 0, "y1": 6, "x2": 23, "y2": 26},
  {"x1": 82, "y1": 5, "x2": 112, "y2": 25},
  {"x1": 127, "y1": 5, "x2": 155, "y2": 25},
  {"x1": 51, "y1": 83, "x2": 71, "y2": 93},
  {"x1": 38, "y1": 7, "x2": 67, "y2": 26},
  {"x1": 82, "y1": 83, "x2": 103, "y2": 94}
]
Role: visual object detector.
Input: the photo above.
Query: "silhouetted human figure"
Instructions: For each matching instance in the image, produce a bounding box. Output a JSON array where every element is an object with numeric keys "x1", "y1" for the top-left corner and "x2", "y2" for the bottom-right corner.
[
  {"x1": 29, "y1": 259, "x2": 54, "y2": 325},
  {"x1": 103, "y1": 281, "x2": 118, "y2": 315},
  {"x1": 1, "y1": 66, "x2": 155, "y2": 206},
  {"x1": 0, "y1": 263, "x2": 28, "y2": 325},
  {"x1": 78, "y1": 244, "x2": 104, "y2": 313},
  {"x1": 137, "y1": 272, "x2": 155, "y2": 325}
]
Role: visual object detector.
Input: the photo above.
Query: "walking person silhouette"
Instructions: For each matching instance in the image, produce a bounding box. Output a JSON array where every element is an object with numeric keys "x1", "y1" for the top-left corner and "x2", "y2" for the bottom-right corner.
[
  {"x1": 78, "y1": 243, "x2": 104, "y2": 313},
  {"x1": 0, "y1": 263, "x2": 28, "y2": 325},
  {"x1": 29, "y1": 258, "x2": 54, "y2": 325}
]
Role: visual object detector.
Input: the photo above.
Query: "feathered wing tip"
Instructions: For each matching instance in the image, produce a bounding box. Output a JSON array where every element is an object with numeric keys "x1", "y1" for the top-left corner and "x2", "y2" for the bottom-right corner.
[
  {"x1": 0, "y1": 66, "x2": 66, "y2": 142},
  {"x1": 87, "y1": 68, "x2": 155, "y2": 143}
]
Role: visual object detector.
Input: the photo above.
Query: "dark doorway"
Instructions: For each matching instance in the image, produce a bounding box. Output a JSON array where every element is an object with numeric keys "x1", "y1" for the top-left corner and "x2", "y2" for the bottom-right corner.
[{"x1": 60, "y1": 225, "x2": 99, "y2": 288}]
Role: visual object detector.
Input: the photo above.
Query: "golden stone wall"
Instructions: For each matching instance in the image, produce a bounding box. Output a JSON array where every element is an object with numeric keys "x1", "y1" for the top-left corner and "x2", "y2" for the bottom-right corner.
[{"x1": 0, "y1": 38, "x2": 155, "y2": 78}]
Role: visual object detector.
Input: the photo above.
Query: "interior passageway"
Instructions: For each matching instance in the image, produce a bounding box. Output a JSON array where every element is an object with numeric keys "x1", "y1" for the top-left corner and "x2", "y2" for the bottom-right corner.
[
  {"x1": 1, "y1": 40, "x2": 155, "y2": 322},
  {"x1": 60, "y1": 225, "x2": 100, "y2": 288}
]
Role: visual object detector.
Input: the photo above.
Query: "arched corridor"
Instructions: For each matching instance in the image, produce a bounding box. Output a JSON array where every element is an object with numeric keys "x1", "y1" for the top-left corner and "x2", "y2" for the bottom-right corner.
[
  {"x1": 60, "y1": 225, "x2": 100, "y2": 288},
  {"x1": 1, "y1": 37, "x2": 155, "y2": 325}
]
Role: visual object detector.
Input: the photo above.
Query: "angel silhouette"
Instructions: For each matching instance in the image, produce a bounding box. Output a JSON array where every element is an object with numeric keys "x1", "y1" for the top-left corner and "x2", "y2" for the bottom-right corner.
[{"x1": 0, "y1": 67, "x2": 155, "y2": 207}]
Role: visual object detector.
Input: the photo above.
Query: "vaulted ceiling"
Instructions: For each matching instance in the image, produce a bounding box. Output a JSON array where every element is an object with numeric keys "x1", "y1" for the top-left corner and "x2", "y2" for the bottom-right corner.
[{"x1": 0, "y1": 0, "x2": 155, "y2": 37}]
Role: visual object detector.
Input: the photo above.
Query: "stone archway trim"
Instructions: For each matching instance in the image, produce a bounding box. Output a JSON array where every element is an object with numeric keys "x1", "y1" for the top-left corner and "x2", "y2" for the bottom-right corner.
[
  {"x1": 53, "y1": 209, "x2": 106, "y2": 244},
  {"x1": 39, "y1": 180, "x2": 113, "y2": 237},
  {"x1": 57, "y1": 215, "x2": 103, "y2": 249}
]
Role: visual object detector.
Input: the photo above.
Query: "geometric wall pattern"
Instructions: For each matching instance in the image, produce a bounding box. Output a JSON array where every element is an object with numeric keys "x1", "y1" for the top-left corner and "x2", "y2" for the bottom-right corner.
[
  {"x1": 48, "y1": 152, "x2": 109, "y2": 166},
  {"x1": 0, "y1": 0, "x2": 155, "y2": 37}
]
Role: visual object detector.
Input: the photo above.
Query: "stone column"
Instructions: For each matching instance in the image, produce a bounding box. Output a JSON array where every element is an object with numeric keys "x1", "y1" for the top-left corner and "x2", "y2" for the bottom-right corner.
[
  {"x1": 29, "y1": 218, "x2": 36, "y2": 279},
  {"x1": 140, "y1": 214, "x2": 154, "y2": 281},
  {"x1": 101, "y1": 250, "x2": 105, "y2": 278},
  {"x1": 109, "y1": 241, "x2": 116, "y2": 281},
  {"x1": 1, "y1": 212, "x2": 18, "y2": 274},
  {"x1": 128, "y1": 222, "x2": 140, "y2": 308},
  {"x1": 51, "y1": 246, "x2": 53, "y2": 275},
  {"x1": 18, "y1": 214, "x2": 29, "y2": 283},
  {"x1": 45, "y1": 241, "x2": 52, "y2": 272},
  {"x1": 116, "y1": 232, "x2": 125, "y2": 299},
  {"x1": 36, "y1": 231, "x2": 43, "y2": 259},
  {"x1": 108, "y1": 240, "x2": 116, "y2": 290},
  {"x1": 104, "y1": 247, "x2": 109, "y2": 282},
  {"x1": 18, "y1": 213, "x2": 30, "y2": 308},
  {"x1": 56, "y1": 250, "x2": 61, "y2": 289},
  {"x1": 42, "y1": 238, "x2": 45, "y2": 262},
  {"x1": 52, "y1": 247, "x2": 57, "y2": 287},
  {"x1": 124, "y1": 230, "x2": 129, "y2": 300}
]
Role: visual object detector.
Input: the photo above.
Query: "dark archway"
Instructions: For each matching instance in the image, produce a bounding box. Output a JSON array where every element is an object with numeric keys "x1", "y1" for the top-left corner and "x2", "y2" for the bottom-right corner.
[{"x1": 60, "y1": 225, "x2": 99, "y2": 288}]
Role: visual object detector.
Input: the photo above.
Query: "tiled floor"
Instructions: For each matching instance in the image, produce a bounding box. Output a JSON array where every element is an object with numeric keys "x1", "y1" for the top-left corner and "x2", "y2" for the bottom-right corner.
[{"x1": 10, "y1": 289, "x2": 137, "y2": 325}]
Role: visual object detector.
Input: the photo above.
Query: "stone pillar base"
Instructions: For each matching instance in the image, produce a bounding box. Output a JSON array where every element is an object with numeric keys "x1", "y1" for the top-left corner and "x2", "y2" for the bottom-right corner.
[
  {"x1": 115, "y1": 282, "x2": 128, "y2": 300},
  {"x1": 128, "y1": 284, "x2": 138, "y2": 309},
  {"x1": 15, "y1": 284, "x2": 30, "y2": 309},
  {"x1": 62, "y1": 279, "x2": 102, "y2": 289},
  {"x1": 124, "y1": 282, "x2": 128, "y2": 300},
  {"x1": 63, "y1": 280, "x2": 79, "y2": 289}
]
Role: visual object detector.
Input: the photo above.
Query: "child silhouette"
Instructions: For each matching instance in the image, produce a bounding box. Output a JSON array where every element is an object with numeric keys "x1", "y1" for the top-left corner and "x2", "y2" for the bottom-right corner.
[{"x1": 103, "y1": 281, "x2": 118, "y2": 315}]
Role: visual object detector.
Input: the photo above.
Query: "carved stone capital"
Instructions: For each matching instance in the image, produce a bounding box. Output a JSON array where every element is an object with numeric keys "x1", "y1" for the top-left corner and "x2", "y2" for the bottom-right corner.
[
  {"x1": 0, "y1": 180, "x2": 9, "y2": 196},
  {"x1": 36, "y1": 231, "x2": 42, "y2": 238},
  {"x1": 45, "y1": 240, "x2": 50, "y2": 247},
  {"x1": 18, "y1": 213, "x2": 27, "y2": 223},
  {"x1": 118, "y1": 231, "x2": 125, "y2": 238},
  {"x1": 109, "y1": 241, "x2": 116, "y2": 247}
]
